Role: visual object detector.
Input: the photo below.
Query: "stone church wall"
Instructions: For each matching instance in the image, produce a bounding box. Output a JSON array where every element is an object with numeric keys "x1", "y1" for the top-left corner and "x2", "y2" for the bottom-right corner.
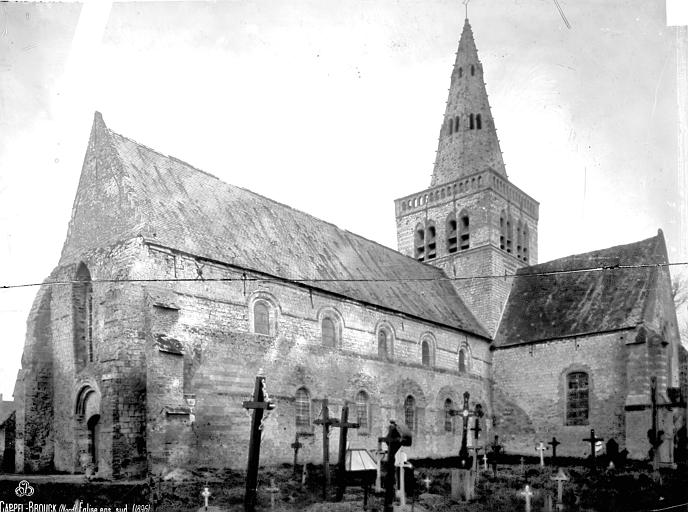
[
  {"x1": 492, "y1": 332, "x2": 628, "y2": 458},
  {"x1": 140, "y1": 243, "x2": 493, "y2": 474}
]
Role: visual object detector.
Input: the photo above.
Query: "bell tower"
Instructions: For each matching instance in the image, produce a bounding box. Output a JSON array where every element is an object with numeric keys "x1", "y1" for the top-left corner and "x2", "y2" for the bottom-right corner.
[{"x1": 395, "y1": 18, "x2": 539, "y2": 336}]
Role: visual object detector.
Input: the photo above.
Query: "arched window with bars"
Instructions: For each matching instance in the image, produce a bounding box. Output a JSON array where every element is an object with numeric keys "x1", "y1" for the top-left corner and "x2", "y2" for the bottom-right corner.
[
  {"x1": 459, "y1": 210, "x2": 470, "y2": 250},
  {"x1": 356, "y1": 391, "x2": 369, "y2": 431},
  {"x1": 295, "y1": 388, "x2": 311, "y2": 432},
  {"x1": 414, "y1": 224, "x2": 425, "y2": 261},
  {"x1": 421, "y1": 340, "x2": 431, "y2": 367},
  {"x1": 444, "y1": 398, "x2": 453, "y2": 432},
  {"x1": 404, "y1": 395, "x2": 416, "y2": 430},
  {"x1": 566, "y1": 372, "x2": 589, "y2": 426}
]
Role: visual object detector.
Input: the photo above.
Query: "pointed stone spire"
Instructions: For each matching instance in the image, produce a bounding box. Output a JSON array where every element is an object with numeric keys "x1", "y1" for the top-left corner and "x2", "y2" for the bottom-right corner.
[{"x1": 430, "y1": 18, "x2": 507, "y2": 187}]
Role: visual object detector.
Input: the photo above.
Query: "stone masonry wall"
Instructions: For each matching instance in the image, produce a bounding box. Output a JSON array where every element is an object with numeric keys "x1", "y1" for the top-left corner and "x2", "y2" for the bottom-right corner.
[
  {"x1": 492, "y1": 332, "x2": 628, "y2": 458},
  {"x1": 142, "y1": 243, "x2": 493, "y2": 473}
]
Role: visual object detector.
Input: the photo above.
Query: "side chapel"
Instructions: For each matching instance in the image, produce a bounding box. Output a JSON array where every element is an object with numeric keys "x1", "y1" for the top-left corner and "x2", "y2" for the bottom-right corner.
[{"x1": 10, "y1": 17, "x2": 687, "y2": 478}]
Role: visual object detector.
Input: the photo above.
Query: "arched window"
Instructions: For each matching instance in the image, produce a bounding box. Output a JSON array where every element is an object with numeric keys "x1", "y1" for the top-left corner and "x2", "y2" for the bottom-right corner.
[
  {"x1": 448, "y1": 117, "x2": 453, "y2": 135},
  {"x1": 295, "y1": 388, "x2": 311, "y2": 431},
  {"x1": 426, "y1": 222, "x2": 437, "y2": 260},
  {"x1": 447, "y1": 215, "x2": 458, "y2": 254},
  {"x1": 454, "y1": 116, "x2": 460, "y2": 132},
  {"x1": 499, "y1": 211, "x2": 506, "y2": 250},
  {"x1": 254, "y1": 302, "x2": 270, "y2": 335},
  {"x1": 522, "y1": 224, "x2": 529, "y2": 263},
  {"x1": 458, "y1": 67, "x2": 463, "y2": 78},
  {"x1": 566, "y1": 372, "x2": 589, "y2": 426},
  {"x1": 444, "y1": 398, "x2": 453, "y2": 432},
  {"x1": 421, "y1": 340, "x2": 431, "y2": 367},
  {"x1": 322, "y1": 317, "x2": 336, "y2": 347},
  {"x1": 470, "y1": 64, "x2": 475, "y2": 76},
  {"x1": 404, "y1": 395, "x2": 415, "y2": 430},
  {"x1": 459, "y1": 349, "x2": 467, "y2": 373},
  {"x1": 516, "y1": 220, "x2": 523, "y2": 259},
  {"x1": 459, "y1": 210, "x2": 470, "y2": 250},
  {"x1": 414, "y1": 224, "x2": 425, "y2": 261},
  {"x1": 469, "y1": 114, "x2": 475, "y2": 130},
  {"x1": 476, "y1": 114, "x2": 482, "y2": 130},
  {"x1": 356, "y1": 391, "x2": 369, "y2": 430},
  {"x1": 506, "y1": 216, "x2": 513, "y2": 253},
  {"x1": 74, "y1": 262, "x2": 94, "y2": 367}
]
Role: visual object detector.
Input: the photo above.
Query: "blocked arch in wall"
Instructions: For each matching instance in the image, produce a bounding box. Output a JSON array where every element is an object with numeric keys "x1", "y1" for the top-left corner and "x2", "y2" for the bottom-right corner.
[
  {"x1": 247, "y1": 291, "x2": 281, "y2": 336},
  {"x1": 559, "y1": 363, "x2": 593, "y2": 427},
  {"x1": 317, "y1": 307, "x2": 344, "y2": 349},
  {"x1": 75, "y1": 383, "x2": 101, "y2": 473}
]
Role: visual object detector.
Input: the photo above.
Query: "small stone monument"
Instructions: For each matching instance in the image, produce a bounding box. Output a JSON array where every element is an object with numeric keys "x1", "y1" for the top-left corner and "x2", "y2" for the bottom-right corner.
[
  {"x1": 550, "y1": 468, "x2": 569, "y2": 511},
  {"x1": 483, "y1": 452, "x2": 488, "y2": 471},
  {"x1": 520, "y1": 484, "x2": 534, "y2": 512},
  {"x1": 536, "y1": 442, "x2": 548, "y2": 467},
  {"x1": 422, "y1": 475, "x2": 432, "y2": 493},
  {"x1": 201, "y1": 486, "x2": 211, "y2": 512},
  {"x1": 394, "y1": 451, "x2": 413, "y2": 507}
]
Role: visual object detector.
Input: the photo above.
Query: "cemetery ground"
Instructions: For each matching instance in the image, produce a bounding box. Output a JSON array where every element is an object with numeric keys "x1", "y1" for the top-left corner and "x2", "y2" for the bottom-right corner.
[{"x1": 2, "y1": 456, "x2": 686, "y2": 512}]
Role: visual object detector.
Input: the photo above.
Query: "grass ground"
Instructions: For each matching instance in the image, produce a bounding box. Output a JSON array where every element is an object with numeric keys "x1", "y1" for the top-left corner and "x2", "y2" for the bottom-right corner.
[{"x1": 0, "y1": 459, "x2": 686, "y2": 512}]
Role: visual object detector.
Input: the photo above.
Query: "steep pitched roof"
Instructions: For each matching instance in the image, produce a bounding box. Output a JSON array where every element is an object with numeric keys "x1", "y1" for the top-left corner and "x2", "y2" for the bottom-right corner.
[
  {"x1": 431, "y1": 18, "x2": 507, "y2": 187},
  {"x1": 61, "y1": 113, "x2": 489, "y2": 338},
  {"x1": 494, "y1": 232, "x2": 668, "y2": 347}
]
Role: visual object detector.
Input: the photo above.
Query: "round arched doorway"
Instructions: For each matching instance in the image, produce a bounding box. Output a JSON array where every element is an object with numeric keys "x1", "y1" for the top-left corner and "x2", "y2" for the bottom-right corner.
[{"x1": 75, "y1": 385, "x2": 101, "y2": 474}]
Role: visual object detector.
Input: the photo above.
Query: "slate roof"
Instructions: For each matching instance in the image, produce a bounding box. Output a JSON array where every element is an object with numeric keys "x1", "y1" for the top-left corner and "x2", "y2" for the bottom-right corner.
[
  {"x1": 494, "y1": 232, "x2": 667, "y2": 348},
  {"x1": 64, "y1": 113, "x2": 488, "y2": 338},
  {"x1": 0, "y1": 400, "x2": 15, "y2": 426}
]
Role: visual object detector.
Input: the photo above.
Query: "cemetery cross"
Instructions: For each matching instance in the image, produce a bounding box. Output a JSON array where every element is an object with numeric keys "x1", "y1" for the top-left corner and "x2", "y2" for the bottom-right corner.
[
  {"x1": 291, "y1": 433, "x2": 304, "y2": 476},
  {"x1": 312, "y1": 397, "x2": 336, "y2": 500},
  {"x1": 448, "y1": 391, "x2": 477, "y2": 468},
  {"x1": 536, "y1": 442, "x2": 548, "y2": 467},
  {"x1": 582, "y1": 429, "x2": 603, "y2": 471},
  {"x1": 334, "y1": 402, "x2": 360, "y2": 501},
  {"x1": 489, "y1": 435, "x2": 503, "y2": 476},
  {"x1": 548, "y1": 437, "x2": 561, "y2": 465},
  {"x1": 242, "y1": 371, "x2": 276, "y2": 512}
]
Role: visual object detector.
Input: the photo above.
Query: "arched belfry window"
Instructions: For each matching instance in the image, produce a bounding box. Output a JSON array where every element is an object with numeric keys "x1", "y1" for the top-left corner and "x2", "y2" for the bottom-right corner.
[
  {"x1": 444, "y1": 398, "x2": 453, "y2": 432},
  {"x1": 74, "y1": 262, "x2": 94, "y2": 367},
  {"x1": 254, "y1": 301, "x2": 270, "y2": 335},
  {"x1": 295, "y1": 388, "x2": 311, "y2": 432},
  {"x1": 404, "y1": 395, "x2": 416, "y2": 430},
  {"x1": 458, "y1": 67, "x2": 463, "y2": 78},
  {"x1": 447, "y1": 214, "x2": 458, "y2": 254},
  {"x1": 522, "y1": 224, "x2": 530, "y2": 263},
  {"x1": 469, "y1": 114, "x2": 475, "y2": 130},
  {"x1": 506, "y1": 216, "x2": 513, "y2": 253},
  {"x1": 476, "y1": 114, "x2": 482, "y2": 130},
  {"x1": 516, "y1": 220, "x2": 523, "y2": 259},
  {"x1": 414, "y1": 224, "x2": 425, "y2": 262},
  {"x1": 421, "y1": 339, "x2": 433, "y2": 367},
  {"x1": 426, "y1": 222, "x2": 437, "y2": 260},
  {"x1": 454, "y1": 116, "x2": 460, "y2": 132},
  {"x1": 459, "y1": 210, "x2": 470, "y2": 250},
  {"x1": 566, "y1": 372, "x2": 589, "y2": 425},
  {"x1": 448, "y1": 117, "x2": 453, "y2": 136},
  {"x1": 499, "y1": 211, "x2": 506, "y2": 250},
  {"x1": 470, "y1": 64, "x2": 475, "y2": 76},
  {"x1": 356, "y1": 391, "x2": 369, "y2": 431}
]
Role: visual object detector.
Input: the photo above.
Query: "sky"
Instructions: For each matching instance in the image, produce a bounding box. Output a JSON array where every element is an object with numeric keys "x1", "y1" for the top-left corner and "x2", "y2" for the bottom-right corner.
[{"x1": 0, "y1": 0, "x2": 683, "y2": 397}]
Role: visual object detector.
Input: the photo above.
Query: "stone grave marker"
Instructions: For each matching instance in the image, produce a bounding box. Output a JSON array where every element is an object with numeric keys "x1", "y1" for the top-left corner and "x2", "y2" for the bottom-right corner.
[
  {"x1": 550, "y1": 468, "x2": 569, "y2": 511},
  {"x1": 582, "y1": 429, "x2": 603, "y2": 471},
  {"x1": 548, "y1": 437, "x2": 561, "y2": 466},
  {"x1": 449, "y1": 391, "x2": 479, "y2": 501},
  {"x1": 489, "y1": 435, "x2": 502, "y2": 476},
  {"x1": 519, "y1": 484, "x2": 534, "y2": 512},
  {"x1": 265, "y1": 479, "x2": 280, "y2": 510},
  {"x1": 201, "y1": 485, "x2": 211, "y2": 511},
  {"x1": 536, "y1": 442, "x2": 548, "y2": 467},
  {"x1": 395, "y1": 451, "x2": 413, "y2": 507}
]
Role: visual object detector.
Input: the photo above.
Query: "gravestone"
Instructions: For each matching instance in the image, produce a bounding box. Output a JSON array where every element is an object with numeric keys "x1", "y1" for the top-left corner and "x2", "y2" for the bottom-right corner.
[
  {"x1": 394, "y1": 451, "x2": 413, "y2": 507},
  {"x1": 548, "y1": 437, "x2": 561, "y2": 466},
  {"x1": 550, "y1": 468, "x2": 569, "y2": 512},
  {"x1": 582, "y1": 429, "x2": 603, "y2": 471},
  {"x1": 536, "y1": 442, "x2": 548, "y2": 467},
  {"x1": 519, "y1": 484, "x2": 534, "y2": 512}
]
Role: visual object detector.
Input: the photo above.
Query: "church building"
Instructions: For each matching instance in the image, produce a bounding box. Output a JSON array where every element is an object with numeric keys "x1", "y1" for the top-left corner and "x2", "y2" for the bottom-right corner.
[{"x1": 10, "y1": 18, "x2": 686, "y2": 478}]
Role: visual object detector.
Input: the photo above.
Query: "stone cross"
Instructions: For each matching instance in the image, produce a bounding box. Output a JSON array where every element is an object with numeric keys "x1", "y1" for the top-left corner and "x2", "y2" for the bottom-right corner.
[
  {"x1": 301, "y1": 463, "x2": 308, "y2": 486},
  {"x1": 374, "y1": 439, "x2": 387, "y2": 493},
  {"x1": 483, "y1": 452, "x2": 488, "y2": 471},
  {"x1": 550, "y1": 468, "x2": 569, "y2": 511},
  {"x1": 334, "y1": 403, "x2": 360, "y2": 501},
  {"x1": 448, "y1": 392, "x2": 480, "y2": 468},
  {"x1": 469, "y1": 446, "x2": 482, "y2": 480},
  {"x1": 520, "y1": 484, "x2": 534, "y2": 512},
  {"x1": 536, "y1": 442, "x2": 548, "y2": 467},
  {"x1": 242, "y1": 371, "x2": 276, "y2": 512},
  {"x1": 381, "y1": 421, "x2": 405, "y2": 512},
  {"x1": 201, "y1": 486, "x2": 211, "y2": 511},
  {"x1": 582, "y1": 429, "x2": 603, "y2": 471},
  {"x1": 265, "y1": 479, "x2": 280, "y2": 510},
  {"x1": 489, "y1": 435, "x2": 502, "y2": 476},
  {"x1": 422, "y1": 475, "x2": 432, "y2": 492},
  {"x1": 548, "y1": 437, "x2": 561, "y2": 465},
  {"x1": 395, "y1": 451, "x2": 413, "y2": 507},
  {"x1": 291, "y1": 434, "x2": 304, "y2": 476},
  {"x1": 312, "y1": 397, "x2": 336, "y2": 499}
]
